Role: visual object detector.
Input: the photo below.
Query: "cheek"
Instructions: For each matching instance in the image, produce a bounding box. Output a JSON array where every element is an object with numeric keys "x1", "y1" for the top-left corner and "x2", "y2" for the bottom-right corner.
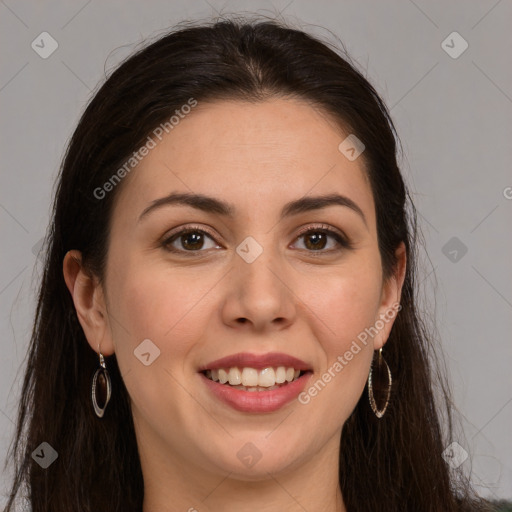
[
  {"x1": 106, "y1": 259, "x2": 214, "y2": 426},
  {"x1": 303, "y1": 252, "x2": 383, "y2": 348},
  {"x1": 296, "y1": 252, "x2": 382, "y2": 415},
  {"x1": 107, "y1": 254, "x2": 220, "y2": 368}
]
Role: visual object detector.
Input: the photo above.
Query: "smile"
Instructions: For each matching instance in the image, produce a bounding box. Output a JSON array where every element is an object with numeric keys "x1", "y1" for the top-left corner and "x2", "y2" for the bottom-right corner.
[
  {"x1": 200, "y1": 367, "x2": 313, "y2": 413},
  {"x1": 202, "y1": 366, "x2": 304, "y2": 391}
]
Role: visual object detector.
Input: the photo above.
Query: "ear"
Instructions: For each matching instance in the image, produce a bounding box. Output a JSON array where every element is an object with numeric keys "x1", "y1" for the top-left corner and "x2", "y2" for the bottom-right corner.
[
  {"x1": 373, "y1": 241, "x2": 407, "y2": 351},
  {"x1": 62, "y1": 250, "x2": 115, "y2": 356}
]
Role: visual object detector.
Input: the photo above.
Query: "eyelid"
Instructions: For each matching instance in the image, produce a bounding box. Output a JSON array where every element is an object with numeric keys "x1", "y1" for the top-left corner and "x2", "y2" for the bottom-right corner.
[
  {"x1": 294, "y1": 223, "x2": 346, "y2": 240},
  {"x1": 164, "y1": 223, "x2": 219, "y2": 242},
  {"x1": 161, "y1": 224, "x2": 222, "y2": 254},
  {"x1": 291, "y1": 223, "x2": 353, "y2": 252}
]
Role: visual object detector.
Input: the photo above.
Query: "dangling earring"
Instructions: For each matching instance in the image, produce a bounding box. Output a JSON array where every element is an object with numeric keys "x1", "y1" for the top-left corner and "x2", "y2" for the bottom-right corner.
[
  {"x1": 368, "y1": 347, "x2": 392, "y2": 418},
  {"x1": 91, "y1": 349, "x2": 112, "y2": 418}
]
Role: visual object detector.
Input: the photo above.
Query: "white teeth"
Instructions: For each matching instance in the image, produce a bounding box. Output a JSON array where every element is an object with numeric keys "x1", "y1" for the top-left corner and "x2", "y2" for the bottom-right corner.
[
  {"x1": 241, "y1": 367, "x2": 259, "y2": 387},
  {"x1": 275, "y1": 366, "x2": 287, "y2": 383},
  {"x1": 218, "y1": 368, "x2": 229, "y2": 384},
  {"x1": 228, "y1": 368, "x2": 242, "y2": 385},
  {"x1": 205, "y1": 366, "x2": 304, "y2": 388},
  {"x1": 258, "y1": 367, "x2": 275, "y2": 387}
]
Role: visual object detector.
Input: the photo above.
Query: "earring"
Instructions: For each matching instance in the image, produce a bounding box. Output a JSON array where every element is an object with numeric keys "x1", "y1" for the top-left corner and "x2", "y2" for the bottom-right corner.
[
  {"x1": 91, "y1": 349, "x2": 112, "y2": 418},
  {"x1": 367, "y1": 348, "x2": 392, "y2": 418}
]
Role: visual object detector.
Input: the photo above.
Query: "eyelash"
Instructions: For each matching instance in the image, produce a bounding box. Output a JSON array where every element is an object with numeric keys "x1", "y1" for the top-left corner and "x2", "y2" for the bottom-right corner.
[{"x1": 161, "y1": 223, "x2": 352, "y2": 256}]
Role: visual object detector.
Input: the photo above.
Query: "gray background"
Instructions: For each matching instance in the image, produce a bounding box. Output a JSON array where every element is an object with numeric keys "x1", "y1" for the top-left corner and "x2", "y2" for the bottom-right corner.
[{"x1": 1, "y1": 0, "x2": 511, "y2": 503}]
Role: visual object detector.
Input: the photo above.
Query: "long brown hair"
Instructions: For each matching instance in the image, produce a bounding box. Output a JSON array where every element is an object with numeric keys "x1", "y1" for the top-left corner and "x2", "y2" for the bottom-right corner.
[{"x1": 3, "y1": 15, "x2": 495, "y2": 512}]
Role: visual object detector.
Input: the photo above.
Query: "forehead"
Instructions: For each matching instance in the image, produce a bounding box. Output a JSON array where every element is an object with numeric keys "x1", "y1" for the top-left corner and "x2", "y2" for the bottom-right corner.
[{"x1": 114, "y1": 98, "x2": 374, "y2": 225}]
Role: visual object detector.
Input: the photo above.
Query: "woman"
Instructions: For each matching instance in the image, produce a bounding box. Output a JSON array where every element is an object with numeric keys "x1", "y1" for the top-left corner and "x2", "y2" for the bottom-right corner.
[{"x1": 3, "y1": 16, "x2": 496, "y2": 512}]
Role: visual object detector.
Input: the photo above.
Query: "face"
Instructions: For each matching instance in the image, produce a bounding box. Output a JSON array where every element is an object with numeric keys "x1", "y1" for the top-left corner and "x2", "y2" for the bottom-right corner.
[{"x1": 66, "y1": 98, "x2": 405, "y2": 482}]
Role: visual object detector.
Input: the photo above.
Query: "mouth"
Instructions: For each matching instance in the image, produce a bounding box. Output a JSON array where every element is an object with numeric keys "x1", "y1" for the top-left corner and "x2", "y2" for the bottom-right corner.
[
  {"x1": 199, "y1": 365, "x2": 313, "y2": 413},
  {"x1": 200, "y1": 366, "x2": 310, "y2": 392},
  {"x1": 197, "y1": 352, "x2": 314, "y2": 412}
]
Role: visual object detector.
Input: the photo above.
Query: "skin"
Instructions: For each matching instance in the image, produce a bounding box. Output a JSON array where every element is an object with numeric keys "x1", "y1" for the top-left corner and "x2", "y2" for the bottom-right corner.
[{"x1": 63, "y1": 98, "x2": 406, "y2": 512}]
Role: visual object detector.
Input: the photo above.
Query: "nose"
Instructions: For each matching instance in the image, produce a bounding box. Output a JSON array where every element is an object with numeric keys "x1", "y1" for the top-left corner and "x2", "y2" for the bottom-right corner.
[{"x1": 220, "y1": 238, "x2": 297, "y2": 332}]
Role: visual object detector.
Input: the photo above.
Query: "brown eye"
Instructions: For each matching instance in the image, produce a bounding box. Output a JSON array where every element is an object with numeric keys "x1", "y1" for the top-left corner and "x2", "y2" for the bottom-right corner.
[
  {"x1": 302, "y1": 231, "x2": 329, "y2": 250},
  {"x1": 293, "y1": 226, "x2": 351, "y2": 253},
  {"x1": 177, "y1": 231, "x2": 206, "y2": 250},
  {"x1": 162, "y1": 228, "x2": 220, "y2": 253}
]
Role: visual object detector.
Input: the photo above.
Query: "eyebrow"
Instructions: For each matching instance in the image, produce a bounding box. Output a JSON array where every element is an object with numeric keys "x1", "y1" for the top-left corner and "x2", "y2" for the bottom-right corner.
[{"x1": 138, "y1": 192, "x2": 367, "y2": 226}]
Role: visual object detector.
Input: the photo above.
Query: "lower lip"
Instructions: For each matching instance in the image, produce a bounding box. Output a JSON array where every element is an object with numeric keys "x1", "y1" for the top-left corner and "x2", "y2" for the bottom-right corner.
[{"x1": 199, "y1": 372, "x2": 313, "y2": 413}]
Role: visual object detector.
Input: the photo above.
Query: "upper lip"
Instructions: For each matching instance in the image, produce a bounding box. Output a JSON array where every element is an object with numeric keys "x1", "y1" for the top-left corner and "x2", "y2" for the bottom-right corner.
[{"x1": 198, "y1": 352, "x2": 313, "y2": 372}]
